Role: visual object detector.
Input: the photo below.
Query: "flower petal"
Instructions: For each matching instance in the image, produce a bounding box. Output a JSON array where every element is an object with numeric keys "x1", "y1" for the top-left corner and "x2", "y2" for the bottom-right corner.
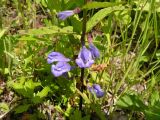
[
  {"x1": 75, "y1": 58, "x2": 85, "y2": 68},
  {"x1": 76, "y1": 46, "x2": 94, "y2": 68},
  {"x1": 51, "y1": 62, "x2": 71, "y2": 77},
  {"x1": 57, "y1": 10, "x2": 74, "y2": 20},
  {"x1": 89, "y1": 43, "x2": 100, "y2": 59},
  {"x1": 80, "y1": 46, "x2": 92, "y2": 62},
  {"x1": 47, "y1": 52, "x2": 70, "y2": 64},
  {"x1": 96, "y1": 91, "x2": 104, "y2": 98},
  {"x1": 88, "y1": 84, "x2": 104, "y2": 98}
]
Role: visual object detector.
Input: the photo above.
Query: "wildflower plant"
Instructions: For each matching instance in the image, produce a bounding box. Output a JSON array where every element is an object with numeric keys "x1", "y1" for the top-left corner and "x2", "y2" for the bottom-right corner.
[
  {"x1": 47, "y1": 0, "x2": 104, "y2": 112},
  {"x1": 3, "y1": 0, "x2": 159, "y2": 119}
]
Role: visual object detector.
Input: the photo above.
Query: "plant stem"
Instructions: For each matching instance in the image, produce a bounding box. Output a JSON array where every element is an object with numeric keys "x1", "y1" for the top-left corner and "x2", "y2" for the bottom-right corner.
[{"x1": 79, "y1": 0, "x2": 87, "y2": 111}]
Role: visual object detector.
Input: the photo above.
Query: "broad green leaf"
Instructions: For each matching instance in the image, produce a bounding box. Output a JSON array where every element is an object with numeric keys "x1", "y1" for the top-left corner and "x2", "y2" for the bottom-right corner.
[
  {"x1": 14, "y1": 104, "x2": 31, "y2": 114},
  {"x1": 82, "y1": 2, "x2": 123, "y2": 10},
  {"x1": 19, "y1": 26, "x2": 74, "y2": 35},
  {"x1": 116, "y1": 94, "x2": 146, "y2": 111},
  {"x1": 86, "y1": 6, "x2": 124, "y2": 32},
  {"x1": 24, "y1": 80, "x2": 41, "y2": 90},
  {"x1": 19, "y1": 36, "x2": 49, "y2": 41},
  {"x1": 36, "y1": 86, "x2": 50, "y2": 98},
  {"x1": 32, "y1": 87, "x2": 50, "y2": 104}
]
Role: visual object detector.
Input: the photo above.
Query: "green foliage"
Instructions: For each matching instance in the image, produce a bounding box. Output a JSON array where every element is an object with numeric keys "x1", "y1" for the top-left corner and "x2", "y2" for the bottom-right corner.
[
  {"x1": 86, "y1": 6, "x2": 124, "y2": 32},
  {"x1": 0, "y1": 102, "x2": 9, "y2": 112},
  {"x1": 14, "y1": 104, "x2": 31, "y2": 114},
  {"x1": 1, "y1": 0, "x2": 160, "y2": 119},
  {"x1": 82, "y1": 1, "x2": 123, "y2": 10},
  {"x1": 19, "y1": 26, "x2": 74, "y2": 35},
  {"x1": 116, "y1": 94, "x2": 147, "y2": 111}
]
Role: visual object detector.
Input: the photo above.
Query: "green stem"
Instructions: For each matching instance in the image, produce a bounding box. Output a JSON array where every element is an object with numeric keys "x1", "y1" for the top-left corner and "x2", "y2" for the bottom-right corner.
[{"x1": 79, "y1": 0, "x2": 87, "y2": 111}]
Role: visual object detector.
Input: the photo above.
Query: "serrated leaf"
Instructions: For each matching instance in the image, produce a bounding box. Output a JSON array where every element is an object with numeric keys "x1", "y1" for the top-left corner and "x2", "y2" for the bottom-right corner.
[
  {"x1": 86, "y1": 6, "x2": 124, "y2": 32},
  {"x1": 19, "y1": 26, "x2": 74, "y2": 35},
  {"x1": 14, "y1": 104, "x2": 31, "y2": 114},
  {"x1": 82, "y1": 2, "x2": 122, "y2": 10}
]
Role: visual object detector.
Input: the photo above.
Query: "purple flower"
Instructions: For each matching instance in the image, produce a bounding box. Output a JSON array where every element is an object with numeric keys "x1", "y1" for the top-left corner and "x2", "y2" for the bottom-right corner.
[
  {"x1": 51, "y1": 62, "x2": 71, "y2": 77},
  {"x1": 57, "y1": 10, "x2": 74, "y2": 20},
  {"x1": 89, "y1": 43, "x2": 100, "y2": 59},
  {"x1": 47, "y1": 52, "x2": 70, "y2": 64},
  {"x1": 76, "y1": 46, "x2": 94, "y2": 68},
  {"x1": 57, "y1": 8, "x2": 81, "y2": 20},
  {"x1": 88, "y1": 84, "x2": 104, "y2": 98}
]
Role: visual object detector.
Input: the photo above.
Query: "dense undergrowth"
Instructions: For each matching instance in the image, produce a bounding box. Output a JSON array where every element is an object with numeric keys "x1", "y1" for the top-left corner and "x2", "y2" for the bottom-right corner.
[{"x1": 1, "y1": 0, "x2": 160, "y2": 120}]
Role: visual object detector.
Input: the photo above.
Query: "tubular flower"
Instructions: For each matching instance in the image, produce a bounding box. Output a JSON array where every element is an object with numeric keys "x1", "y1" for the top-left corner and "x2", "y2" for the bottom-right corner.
[
  {"x1": 89, "y1": 43, "x2": 100, "y2": 59},
  {"x1": 88, "y1": 84, "x2": 104, "y2": 98},
  {"x1": 51, "y1": 62, "x2": 71, "y2": 77},
  {"x1": 76, "y1": 46, "x2": 94, "y2": 68},
  {"x1": 47, "y1": 52, "x2": 70, "y2": 64},
  {"x1": 57, "y1": 8, "x2": 81, "y2": 20},
  {"x1": 57, "y1": 10, "x2": 74, "y2": 20}
]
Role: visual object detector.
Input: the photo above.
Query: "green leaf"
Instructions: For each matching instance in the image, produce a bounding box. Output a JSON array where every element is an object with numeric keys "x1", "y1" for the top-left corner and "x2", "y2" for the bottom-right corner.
[
  {"x1": 32, "y1": 87, "x2": 50, "y2": 104},
  {"x1": 70, "y1": 109, "x2": 82, "y2": 120},
  {"x1": 19, "y1": 36, "x2": 49, "y2": 41},
  {"x1": 0, "y1": 102, "x2": 9, "y2": 112},
  {"x1": 0, "y1": 29, "x2": 7, "y2": 38},
  {"x1": 24, "y1": 80, "x2": 41, "y2": 90},
  {"x1": 19, "y1": 26, "x2": 74, "y2": 35},
  {"x1": 145, "y1": 101, "x2": 160, "y2": 120},
  {"x1": 86, "y1": 6, "x2": 124, "y2": 32},
  {"x1": 116, "y1": 94, "x2": 146, "y2": 111},
  {"x1": 14, "y1": 104, "x2": 31, "y2": 114},
  {"x1": 36, "y1": 86, "x2": 50, "y2": 98},
  {"x1": 91, "y1": 104, "x2": 106, "y2": 120},
  {"x1": 82, "y1": 2, "x2": 123, "y2": 10},
  {"x1": 150, "y1": 91, "x2": 159, "y2": 106},
  {"x1": 76, "y1": 89, "x2": 90, "y2": 104}
]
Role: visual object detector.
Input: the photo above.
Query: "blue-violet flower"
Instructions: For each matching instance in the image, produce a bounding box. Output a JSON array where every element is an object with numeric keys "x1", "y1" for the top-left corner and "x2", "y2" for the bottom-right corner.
[
  {"x1": 88, "y1": 84, "x2": 104, "y2": 98},
  {"x1": 76, "y1": 46, "x2": 94, "y2": 68},
  {"x1": 51, "y1": 62, "x2": 71, "y2": 77},
  {"x1": 57, "y1": 8, "x2": 81, "y2": 20},
  {"x1": 47, "y1": 52, "x2": 70, "y2": 64},
  {"x1": 89, "y1": 43, "x2": 100, "y2": 59}
]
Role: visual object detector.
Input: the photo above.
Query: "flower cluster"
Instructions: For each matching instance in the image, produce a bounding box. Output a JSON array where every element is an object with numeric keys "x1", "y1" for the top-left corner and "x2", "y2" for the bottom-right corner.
[
  {"x1": 48, "y1": 8, "x2": 104, "y2": 98},
  {"x1": 88, "y1": 84, "x2": 104, "y2": 98},
  {"x1": 47, "y1": 52, "x2": 71, "y2": 77},
  {"x1": 76, "y1": 43, "x2": 100, "y2": 68}
]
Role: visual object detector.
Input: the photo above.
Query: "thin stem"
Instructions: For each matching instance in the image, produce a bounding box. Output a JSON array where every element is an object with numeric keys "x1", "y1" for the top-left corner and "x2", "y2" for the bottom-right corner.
[
  {"x1": 79, "y1": 68, "x2": 84, "y2": 110},
  {"x1": 79, "y1": 0, "x2": 88, "y2": 111},
  {"x1": 80, "y1": 4, "x2": 87, "y2": 46}
]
